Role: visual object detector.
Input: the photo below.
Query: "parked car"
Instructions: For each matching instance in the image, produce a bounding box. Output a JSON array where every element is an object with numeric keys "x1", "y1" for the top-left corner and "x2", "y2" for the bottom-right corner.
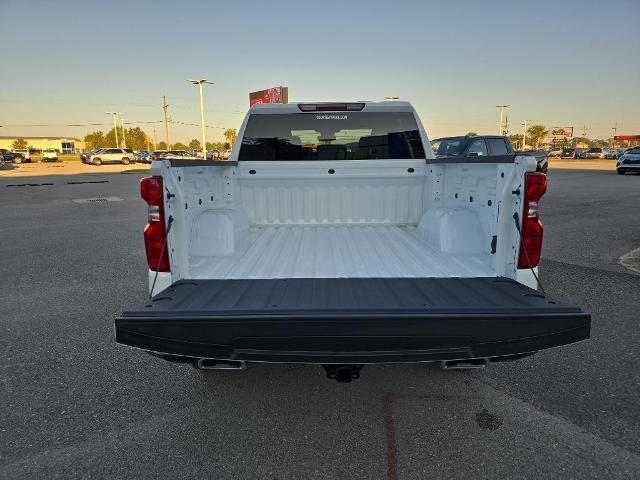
[
  {"x1": 561, "y1": 148, "x2": 584, "y2": 159},
  {"x1": 548, "y1": 147, "x2": 563, "y2": 157},
  {"x1": 0, "y1": 148, "x2": 26, "y2": 164},
  {"x1": 134, "y1": 151, "x2": 149, "y2": 162},
  {"x1": 88, "y1": 148, "x2": 134, "y2": 165},
  {"x1": 42, "y1": 149, "x2": 59, "y2": 162},
  {"x1": 115, "y1": 101, "x2": 590, "y2": 380},
  {"x1": 616, "y1": 146, "x2": 640, "y2": 175},
  {"x1": 144, "y1": 150, "x2": 200, "y2": 163},
  {"x1": 430, "y1": 135, "x2": 547, "y2": 172},
  {"x1": 12, "y1": 149, "x2": 32, "y2": 162},
  {"x1": 81, "y1": 149, "x2": 104, "y2": 164},
  {"x1": 0, "y1": 150, "x2": 4, "y2": 166},
  {"x1": 583, "y1": 147, "x2": 606, "y2": 159}
]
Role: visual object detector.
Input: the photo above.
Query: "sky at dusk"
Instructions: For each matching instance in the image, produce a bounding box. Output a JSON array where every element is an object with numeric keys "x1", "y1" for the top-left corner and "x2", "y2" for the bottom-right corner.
[{"x1": 1, "y1": 0, "x2": 638, "y2": 143}]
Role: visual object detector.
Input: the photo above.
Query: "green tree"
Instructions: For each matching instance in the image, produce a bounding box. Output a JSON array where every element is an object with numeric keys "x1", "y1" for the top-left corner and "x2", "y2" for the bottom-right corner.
[
  {"x1": 157, "y1": 141, "x2": 168, "y2": 150},
  {"x1": 124, "y1": 127, "x2": 148, "y2": 150},
  {"x1": 189, "y1": 139, "x2": 201, "y2": 150},
  {"x1": 223, "y1": 128, "x2": 237, "y2": 147},
  {"x1": 509, "y1": 134, "x2": 523, "y2": 150},
  {"x1": 173, "y1": 142, "x2": 187, "y2": 150},
  {"x1": 84, "y1": 131, "x2": 107, "y2": 149},
  {"x1": 12, "y1": 138, "x2": 28, "y2": 149},
  {"x1": 526, "y1": 125, "x2": 549, "y2": 149},
  {"x1": 465, "y1": 132, "x2": 478, "y2": 137}
]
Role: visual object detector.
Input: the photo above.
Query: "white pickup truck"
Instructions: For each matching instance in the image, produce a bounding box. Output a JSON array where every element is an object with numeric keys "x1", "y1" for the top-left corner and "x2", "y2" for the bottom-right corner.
[{"x1": 116, "y1": 101, "x2": 590, "y2": 382}]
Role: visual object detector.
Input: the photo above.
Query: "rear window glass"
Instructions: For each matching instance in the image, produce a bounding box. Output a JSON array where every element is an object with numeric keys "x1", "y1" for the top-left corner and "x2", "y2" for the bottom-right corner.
[
  {"x1": 432, "y1": 137, "x2": 465, "y2": 156},
  {"x1": 238, "y1": 112, "x2": 425, "y2": 161},
  {"x1": 487, "y1": 138, "x2": 509, "y2": 155}
]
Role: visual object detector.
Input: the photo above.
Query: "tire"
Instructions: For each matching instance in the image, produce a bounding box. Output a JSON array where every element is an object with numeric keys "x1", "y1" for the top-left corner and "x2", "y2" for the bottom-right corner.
[
  {"x1": 92, "y1": 157, "x2": 102, "y2": 166},
  {"x1": 617, "y1": 170, "x2": 625, "y2": 175},
  {"x1": 14, "y1": 157, "x2": 22, "y2": 164},
  {"x1": 122, "y1": 157, "x2": 130, "y2": 165}
]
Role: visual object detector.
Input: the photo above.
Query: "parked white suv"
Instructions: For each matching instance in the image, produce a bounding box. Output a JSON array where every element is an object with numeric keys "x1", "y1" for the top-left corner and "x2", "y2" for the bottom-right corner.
[{"x1": 89, "y1": 148, "x2": 134, "y2": 165}]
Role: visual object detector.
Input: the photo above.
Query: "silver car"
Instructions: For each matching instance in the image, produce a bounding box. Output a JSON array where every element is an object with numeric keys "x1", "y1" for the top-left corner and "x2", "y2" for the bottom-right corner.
[
  {"x1": 616, "y1": 146, "x2": 640, "y2": 175},
  {"x1": 583, "y1": 147, "x2": 606, "y2": 159}
]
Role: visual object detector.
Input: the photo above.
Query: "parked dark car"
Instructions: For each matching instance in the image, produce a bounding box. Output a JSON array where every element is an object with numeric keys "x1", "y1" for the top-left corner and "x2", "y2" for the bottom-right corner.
[
  {"x1": 431, "y1": 135, "x2": 547, "y2": 172},
  {"x1": 561, "y1": 148, "x2": 584, "y2": 159},
  {"x1": 0, "y1": 148, "x2": 26, "y2": 164}
]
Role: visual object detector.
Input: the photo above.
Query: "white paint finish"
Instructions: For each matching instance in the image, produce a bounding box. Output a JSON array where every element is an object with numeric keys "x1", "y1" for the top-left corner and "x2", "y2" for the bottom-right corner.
[
  {"x1": 516, "y1": 268, "x2": 539, "y2": 290},
  {"x1": 155, "y1": 158, "x2": 527, "y2": 284},
  {"x1": 239, "y1": 160, "x2": 425, "y2": 226},
  {"x1": 148, "y1": 271, "x2": 172, "y2": 296},
  {"x1": 189, "y1": 225, "x2": 493, "y2": 280}
]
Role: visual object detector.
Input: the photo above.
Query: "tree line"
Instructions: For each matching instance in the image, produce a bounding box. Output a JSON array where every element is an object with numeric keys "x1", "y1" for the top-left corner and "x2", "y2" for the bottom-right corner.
[{"x1": 83, "y1": 127, "x2": 238, "y2": 151}]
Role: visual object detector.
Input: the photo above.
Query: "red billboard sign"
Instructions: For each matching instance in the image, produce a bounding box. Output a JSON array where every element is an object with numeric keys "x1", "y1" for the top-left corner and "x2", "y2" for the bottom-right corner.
[{"x1": 249, "y1": 86, "x2": 289, "y2": 106}]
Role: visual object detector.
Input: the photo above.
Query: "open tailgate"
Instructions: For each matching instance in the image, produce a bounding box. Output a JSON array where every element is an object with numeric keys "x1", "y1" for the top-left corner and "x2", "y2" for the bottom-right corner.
[{"x1": 115, "y1": 277, "x2": 590, "y2": 363}]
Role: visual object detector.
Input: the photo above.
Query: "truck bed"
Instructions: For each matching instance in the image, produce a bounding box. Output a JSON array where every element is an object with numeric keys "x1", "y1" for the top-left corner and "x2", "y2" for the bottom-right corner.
[
  {"x1": 190, "y1": 225, "x2": 493, "y2": 279},
  {"x1": 116, "y1": 277, "x2": 590, "y2": 363}
]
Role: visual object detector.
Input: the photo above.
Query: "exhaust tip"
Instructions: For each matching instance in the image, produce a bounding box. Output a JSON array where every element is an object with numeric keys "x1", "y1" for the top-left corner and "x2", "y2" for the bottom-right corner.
[
  {"x1": 195, "y1": 358, "x2": 246, "y2": 370},
  {"x1": 440, "y1": 358, "x2": 488, "y2": 370}
]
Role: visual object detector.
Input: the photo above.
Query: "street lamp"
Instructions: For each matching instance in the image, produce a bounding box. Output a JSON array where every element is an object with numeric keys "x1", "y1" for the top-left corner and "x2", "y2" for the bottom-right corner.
[
  {"x1": 120, "y1": 117, "x2": 127, "y2": 148},
  {"x1": 187, "y1": 79, "x2": 214, "y2": 158},
  {"x1": 105, "y1": 112, "x2": 122, "y2": 148}
]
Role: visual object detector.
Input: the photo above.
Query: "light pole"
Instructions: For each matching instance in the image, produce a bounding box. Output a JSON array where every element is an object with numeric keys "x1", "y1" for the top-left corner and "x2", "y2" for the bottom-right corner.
[
  {"x1": 496, "y1": 105, "x2": 509, "y2": 135},
  {"x1": 187, "y1": 79, "x2": 214, "y2": 158},
  {"x1": 120, "y1": 117, "x2": 127, "y2": 148},
  {"x1": 106, "y1": 112, "x2": 122, "y2": 148},
  {"x1": 521, "y1": 119, "x2": 532, "y2": 150}
]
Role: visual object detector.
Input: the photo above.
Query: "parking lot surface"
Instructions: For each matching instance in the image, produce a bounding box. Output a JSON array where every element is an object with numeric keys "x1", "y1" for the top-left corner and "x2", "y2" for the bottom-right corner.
[{"x1": 1, "y1": 168, "x2": 639, "y2": 479}]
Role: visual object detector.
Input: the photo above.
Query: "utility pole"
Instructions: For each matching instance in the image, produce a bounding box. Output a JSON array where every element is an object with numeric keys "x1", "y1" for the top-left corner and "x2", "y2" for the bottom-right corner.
[
  {"x1": 120, "y1": 117, "x2": 127, "y2": 148},
  {"x1": 187, "y1": 79, "x2": 214, "y2": 158},
  {"x1": 105, "y1": 112, "x2": 122, "y2": 148},
  {"x1": 496, "y1": 105, "x2": 509, "y2": 135},
  {"x1": 521, "y1": 119, "x2": 532, "y2": 150},
  {"x1": 162, "y1": 96, "x2": 171, "y2": 149},
  {"x1": 152, "y1": 127, "x2": 157, "y2": 150},
  {"x1": 611, "y1": 123, "x2": 618, "y2": 149},
  {"x1": 503, "y1": 114, "x2": 509, "y2": 136}
]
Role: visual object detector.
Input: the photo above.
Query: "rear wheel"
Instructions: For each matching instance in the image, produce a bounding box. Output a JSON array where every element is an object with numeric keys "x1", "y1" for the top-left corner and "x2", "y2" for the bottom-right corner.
[
  {"x1": 92, "y1": 157, "x2": 102, "y2": 166},
  {"x1": 122, "y1": 157, "x2": 130, "y2": 165},
  {"x1": 14, "y1": 157, "x2": 22, "y2": 164}
]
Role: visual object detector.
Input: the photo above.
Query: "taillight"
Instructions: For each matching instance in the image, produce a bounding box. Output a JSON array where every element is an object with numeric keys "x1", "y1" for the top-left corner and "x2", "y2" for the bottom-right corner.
[
  {"x1": 140, "y1": 176, "x2": 170, "y2": 272},
  {"x1": 297, "y1": 103, "x2": 365, "y2": 112},
  {"x1": 518, "y1": 172, "x2": 547, "y2": 269}
]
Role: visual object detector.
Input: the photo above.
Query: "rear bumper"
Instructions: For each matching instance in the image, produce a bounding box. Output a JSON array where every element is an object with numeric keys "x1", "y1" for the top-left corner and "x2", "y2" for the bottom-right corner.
[
  {"x1": 116, "y1": 315, "x2": 589, "y2": 364},
  {"x1": 116, "y1": 277, "x2": 590, "y2": 364}
]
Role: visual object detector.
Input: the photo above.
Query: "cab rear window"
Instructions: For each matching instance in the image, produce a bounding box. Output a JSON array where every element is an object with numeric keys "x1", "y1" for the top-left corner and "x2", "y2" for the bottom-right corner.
[{"x1": 238, "y1": 112, "x2": 425, "y2": 161}]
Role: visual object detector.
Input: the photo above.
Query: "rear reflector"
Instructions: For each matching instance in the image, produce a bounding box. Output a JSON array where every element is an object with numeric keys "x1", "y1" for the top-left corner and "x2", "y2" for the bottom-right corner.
[
  {"x1": 298, "y1": 103, "x2": 365, "y2": 112},
  {"x1": 140, "y1": 176, "x2": 170, "y2": 272},
  {"x1": 518, "y1": 172, "x2": 547, "y2": 269}
]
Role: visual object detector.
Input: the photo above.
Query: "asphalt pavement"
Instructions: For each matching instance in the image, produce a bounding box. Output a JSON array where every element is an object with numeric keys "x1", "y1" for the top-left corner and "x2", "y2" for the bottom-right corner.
[{"x1": 1, "y1": 168, "x2": 639, "y2": 479}]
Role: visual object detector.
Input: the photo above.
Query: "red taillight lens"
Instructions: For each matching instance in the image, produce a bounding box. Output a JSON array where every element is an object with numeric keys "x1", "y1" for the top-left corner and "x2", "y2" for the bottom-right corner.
[
  {"x1": 518, "y1": 172, "x2": 547, "y2": 269},
  {"x1": 140, "y1": 176, "x2": 170, "y2": 272}
]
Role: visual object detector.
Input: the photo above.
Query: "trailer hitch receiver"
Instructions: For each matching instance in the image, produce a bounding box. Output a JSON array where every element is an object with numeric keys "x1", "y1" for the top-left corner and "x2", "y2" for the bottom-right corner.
[{"x1": 323, "y1": 364, "x2": 363, "y2": 382}]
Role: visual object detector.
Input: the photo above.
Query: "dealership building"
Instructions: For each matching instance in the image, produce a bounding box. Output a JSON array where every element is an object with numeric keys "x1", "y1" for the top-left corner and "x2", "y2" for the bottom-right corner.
[{"x1": 0, "y1": 136, "x2": 85, "y2": 153}]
